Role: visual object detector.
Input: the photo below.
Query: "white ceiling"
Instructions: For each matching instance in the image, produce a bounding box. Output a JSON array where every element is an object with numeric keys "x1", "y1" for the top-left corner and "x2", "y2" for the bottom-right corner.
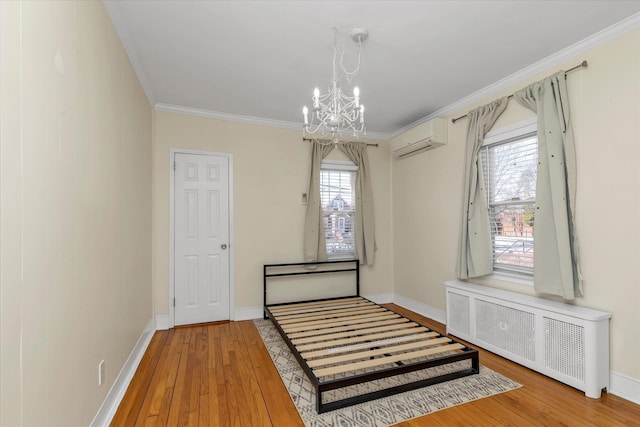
[{"x1": 104, "y1": 1, "x2": 640, "y2": 136}]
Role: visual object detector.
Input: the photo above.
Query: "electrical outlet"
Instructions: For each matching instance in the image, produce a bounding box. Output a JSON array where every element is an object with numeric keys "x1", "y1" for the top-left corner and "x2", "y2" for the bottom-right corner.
[{"x1": 98, "y1": 360, "x2": 105, "y2": 386}]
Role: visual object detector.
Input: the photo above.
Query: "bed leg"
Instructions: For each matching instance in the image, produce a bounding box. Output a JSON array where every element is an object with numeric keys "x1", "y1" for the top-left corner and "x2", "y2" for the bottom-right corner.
[{"x1": 316, "y1": 385, "x2": 323, "y2": 414}]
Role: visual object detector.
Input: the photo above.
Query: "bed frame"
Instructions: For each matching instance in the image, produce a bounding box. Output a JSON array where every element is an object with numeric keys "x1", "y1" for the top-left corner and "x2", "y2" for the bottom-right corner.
[{"x1": 263, "y1": 260, "x2": 480, "y2": 413}]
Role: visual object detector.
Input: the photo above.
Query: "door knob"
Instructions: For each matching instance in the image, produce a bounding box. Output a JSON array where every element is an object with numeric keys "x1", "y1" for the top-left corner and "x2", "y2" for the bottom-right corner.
[{"x1": 221, "y1": 244, "x2": 228, "y2": 250}]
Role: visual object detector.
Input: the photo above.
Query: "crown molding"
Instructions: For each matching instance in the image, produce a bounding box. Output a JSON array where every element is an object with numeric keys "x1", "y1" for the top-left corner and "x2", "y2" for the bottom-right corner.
[
  {"x1": 103, "y1": 1, "x2": 156, "y2": 107},
  {"x1": 154, "y1": 103, "x2": 390, "y2": 141},
  {"x1": 390, "y1": 12, "x2": 640, "y2": 139}
]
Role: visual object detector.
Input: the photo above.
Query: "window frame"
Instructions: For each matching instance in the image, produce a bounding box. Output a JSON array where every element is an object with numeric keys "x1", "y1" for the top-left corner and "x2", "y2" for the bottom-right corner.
[
  {"x1": 320, "y1": 160, "x2": 358, "y2": 260},
  {"x1": 482, "y1": 118, "x2": 538, "y2": 285}
]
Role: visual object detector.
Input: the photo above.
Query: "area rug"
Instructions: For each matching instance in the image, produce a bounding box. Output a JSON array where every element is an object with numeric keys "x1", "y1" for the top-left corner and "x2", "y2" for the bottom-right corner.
[{"x1": 254, "y1": 319, "x2": 521, "y2": 426}]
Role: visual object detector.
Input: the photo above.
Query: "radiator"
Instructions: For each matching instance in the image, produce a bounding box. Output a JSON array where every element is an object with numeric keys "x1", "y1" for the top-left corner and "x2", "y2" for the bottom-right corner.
[{"x1": 445, "y1": 280, "x2": 611, "y2": 398}]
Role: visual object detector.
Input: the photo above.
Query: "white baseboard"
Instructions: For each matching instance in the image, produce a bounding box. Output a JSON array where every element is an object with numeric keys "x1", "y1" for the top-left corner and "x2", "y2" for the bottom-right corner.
[
  {"x1": 234, "y1": 306, "x2": 263, "y2": 321},
  {"x1": 392, "y1": 294, "x2": 447, "y2": 325},
  {"x1": 364, "y1": 293, "x2": 394, "y2": 304},
  {"x1": 155, "y1": 314, "x2": 169, "y2": 330},
  {"x1": 90, "y1": 318, "x2": 155, "y2": 427},
  {"x1": 610, "y1": 370, "x2": 640, "y2": 405},
  {"x1": 157, "y1": 308, "x2": 265, "y2": 324}
]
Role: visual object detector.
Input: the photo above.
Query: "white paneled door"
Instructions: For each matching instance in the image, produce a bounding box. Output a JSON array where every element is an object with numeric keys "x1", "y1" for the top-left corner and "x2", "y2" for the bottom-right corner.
[{"x1": 174, "y1": 153, "x2": 230, "y2": 326}]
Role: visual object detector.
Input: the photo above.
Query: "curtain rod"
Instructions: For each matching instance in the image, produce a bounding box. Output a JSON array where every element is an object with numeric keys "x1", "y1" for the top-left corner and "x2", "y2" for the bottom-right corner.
[
  {"x1": 303, "y1": 137, "x2": 378, "y2": 147},
  {"x1": 451, "y1": 60, "x2": 588, "y2": 124}
]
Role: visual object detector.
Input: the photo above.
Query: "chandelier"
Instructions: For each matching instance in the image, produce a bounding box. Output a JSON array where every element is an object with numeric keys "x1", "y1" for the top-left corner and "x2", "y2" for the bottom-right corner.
[{"x1": 302, "y1": 28, "x2": 368, "y2": 142}]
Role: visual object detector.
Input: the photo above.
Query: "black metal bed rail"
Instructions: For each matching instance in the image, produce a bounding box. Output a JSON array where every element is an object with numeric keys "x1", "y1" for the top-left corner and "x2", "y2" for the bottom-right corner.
[
  {"x1": 316, "y1": 346, "x2": 479, "y2": 413},
  {"x1": 263, "y1": 260, "x2": 359, "y2": 319}
]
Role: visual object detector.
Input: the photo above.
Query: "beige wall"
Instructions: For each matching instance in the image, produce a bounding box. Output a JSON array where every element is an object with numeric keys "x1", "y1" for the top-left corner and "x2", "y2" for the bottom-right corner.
[
  {"x1": 392, "y1": 29, "x2": 640, "y2": 380},
  {"x1": 0, "y1": 2, "x2": 153, "y2": 426},
  {"x1": 152, "y1": 111, "x2": 393, "y2": 316}
]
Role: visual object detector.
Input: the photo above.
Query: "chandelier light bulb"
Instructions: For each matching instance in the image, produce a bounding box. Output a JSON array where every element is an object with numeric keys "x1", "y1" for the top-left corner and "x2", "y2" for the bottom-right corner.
[
  {"x1": 303, "y1": 106, "x2": 309, "y2": 125},
  {"x1": 313, "y1": 88, "x2": 320, "y2": 109}
]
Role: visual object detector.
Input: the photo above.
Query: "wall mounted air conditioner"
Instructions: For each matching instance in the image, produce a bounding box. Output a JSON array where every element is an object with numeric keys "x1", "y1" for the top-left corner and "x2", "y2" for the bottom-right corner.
[{"x1": 391, "y1": 118, "x2": 447, "y2": 158}]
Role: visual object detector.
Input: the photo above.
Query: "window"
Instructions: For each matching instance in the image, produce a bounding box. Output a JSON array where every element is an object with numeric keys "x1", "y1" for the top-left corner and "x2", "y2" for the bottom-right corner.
[
  {"x1": 481, "y1": 121, "x2": 537, "y2": 277},
  {"x1": 320, "y1": 160, "x2": 357, "y2": 259}
]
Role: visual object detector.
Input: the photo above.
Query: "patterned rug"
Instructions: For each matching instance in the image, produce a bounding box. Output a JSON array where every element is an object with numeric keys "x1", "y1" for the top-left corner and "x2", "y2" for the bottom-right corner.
[{"x1": 254, "y1": 319, "x2": 521, "y2": 426}]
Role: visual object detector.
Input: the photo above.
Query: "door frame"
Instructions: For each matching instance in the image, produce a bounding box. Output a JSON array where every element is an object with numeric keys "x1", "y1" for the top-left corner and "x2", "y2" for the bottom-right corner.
[{"x1": 169, "y1": 148, "x2": 234, "y2": 328}]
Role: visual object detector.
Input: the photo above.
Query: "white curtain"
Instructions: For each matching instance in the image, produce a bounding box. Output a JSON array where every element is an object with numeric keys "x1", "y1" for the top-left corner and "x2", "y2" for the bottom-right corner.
[
  {"x1": 338, "y1": 141, "x2": 376, "y2": 265},
  {"x1": 514, "y1": 71, "x2": 582, "y2": 299},
  {"x1": 303, "y1": 140, "x2": 334, "y2": 262},
  {"x1": 455, "y1": 97, "x2": 509, "y2": 279}
]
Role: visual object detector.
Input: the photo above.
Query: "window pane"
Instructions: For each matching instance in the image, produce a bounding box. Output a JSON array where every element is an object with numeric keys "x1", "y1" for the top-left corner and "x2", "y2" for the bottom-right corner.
[
  {"x1": 483, "y1": 133, "x2": 537, "y2": 275},
  {"x1": 488, "y1": 136, "x2": 537, "y2": 203},
  {"x1": 323, "y1": 212, "x2": 355, "y2": 256},
  {"x1": 320, "y1": 168, "x2": 356, "y2": 257},
  {"x1": 320, "y1": 170, "x2": 355, "y2": 207},
  {"x1": 491, "y1": 203, "x2": 535, "y2": 270}
]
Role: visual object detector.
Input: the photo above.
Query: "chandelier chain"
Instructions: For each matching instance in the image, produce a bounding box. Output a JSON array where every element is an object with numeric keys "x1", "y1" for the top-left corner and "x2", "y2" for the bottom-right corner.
[{"x1": 334, "y1": 27, "x2": 362, "y2": 85}]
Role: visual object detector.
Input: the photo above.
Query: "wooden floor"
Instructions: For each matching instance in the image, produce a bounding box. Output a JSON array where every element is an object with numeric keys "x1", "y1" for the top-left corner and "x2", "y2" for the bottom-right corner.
[{"x1": 111, "y1": 304, "x2": 640, "y2": 426}]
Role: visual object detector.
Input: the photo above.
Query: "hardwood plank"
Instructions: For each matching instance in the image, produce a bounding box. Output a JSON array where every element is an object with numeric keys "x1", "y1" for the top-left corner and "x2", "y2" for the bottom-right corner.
[
  {"x1": 110, "y1": 330, "x2": 169, "y2": 426},
  {"x1": 165, "y1": 338, "x2": 190, "y2": 426},
  {"x1": 197, "y1": 327, "x2": 209, "y2": 427},
  {"x1": 225, "y1": 322, "x2": 271, "y2": 426},
  {"x1": 237, "y1": 321, "x2": 304, "y2": 427},
  {"x1": 207, "y1": 323, "x2": 230, "y2": 426},
  {"x1": 153, "y1": 328, "x2": 184, "y2": 426},
  {"x1": 133, "y1": 335, "x2": 173, "y2": 427}
]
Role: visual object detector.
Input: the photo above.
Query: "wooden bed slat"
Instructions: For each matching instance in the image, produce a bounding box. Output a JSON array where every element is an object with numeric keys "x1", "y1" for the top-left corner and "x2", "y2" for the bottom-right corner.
[
  {"x1": 282, "y1": 312, "x2": 399, "y2": 334},
  {"x1": 286, "y1": 317, "x2": 412, "y2": 340},
  {"x1": 275, "y1": 305, "x2": 385, "y2": 325},
  {"x1": 306, "y1": 337, "x2": 453, "y2": 368},
  {"x1": 267, "y1": 297, "x2": 365, "y2": 313},
  {"x1": 272, "y1": 303, "x2": 376, "y2": 320},
  {"x1": 299, "y1": 330, "x2": 437, "y2": 355},
  {"x1": 291, "y1": 321, "x2": 421, "y2": 345},
  {"x1": 270, "y1": 301, "x2": 376, "y2": 318},
  {"x1": 312, "y1": 343, "x2": 466, "y2": 378}
]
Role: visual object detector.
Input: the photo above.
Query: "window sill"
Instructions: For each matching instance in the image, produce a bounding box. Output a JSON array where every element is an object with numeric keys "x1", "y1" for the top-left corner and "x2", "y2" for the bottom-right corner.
[{"x1": 487, "y1": 271, "x2": 534, "y2": 287}]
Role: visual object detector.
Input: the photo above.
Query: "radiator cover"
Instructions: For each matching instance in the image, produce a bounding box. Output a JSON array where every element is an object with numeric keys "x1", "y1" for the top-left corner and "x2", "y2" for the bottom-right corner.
[{"x1": 445, "y1": 280, "x2": 611, "y2": 398}]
